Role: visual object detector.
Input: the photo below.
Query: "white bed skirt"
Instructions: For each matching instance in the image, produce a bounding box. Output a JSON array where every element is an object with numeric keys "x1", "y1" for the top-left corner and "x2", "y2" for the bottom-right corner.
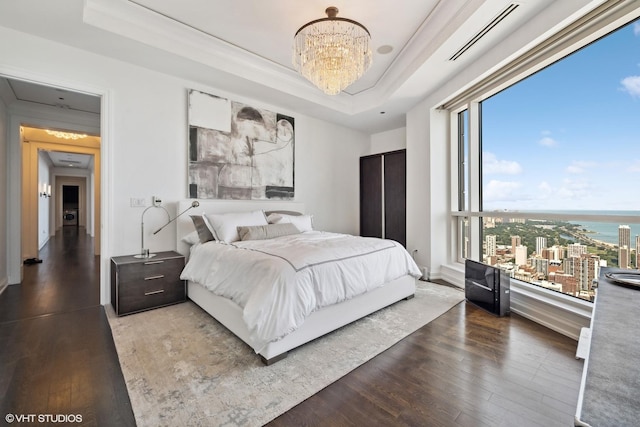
[{"x1": 188, "y1": 275, "x2": 417, "y2": 364}]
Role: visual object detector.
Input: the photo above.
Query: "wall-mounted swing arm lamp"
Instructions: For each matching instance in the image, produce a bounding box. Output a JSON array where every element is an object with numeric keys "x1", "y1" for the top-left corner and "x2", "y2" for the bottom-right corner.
[{"x1": 153, "y1": 200, "x2": 200, "y2": 235}]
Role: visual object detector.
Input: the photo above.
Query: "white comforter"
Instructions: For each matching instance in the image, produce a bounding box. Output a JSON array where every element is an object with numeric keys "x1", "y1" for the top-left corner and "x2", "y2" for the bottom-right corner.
[{"x1": 180, "y1": 231, "x2": 421, "y2": 352}]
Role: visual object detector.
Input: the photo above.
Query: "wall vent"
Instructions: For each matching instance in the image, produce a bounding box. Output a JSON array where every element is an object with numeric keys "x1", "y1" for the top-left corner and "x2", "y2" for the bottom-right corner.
[{"x1": 449, "y1": 3, "x2": 520, "y2": 61}]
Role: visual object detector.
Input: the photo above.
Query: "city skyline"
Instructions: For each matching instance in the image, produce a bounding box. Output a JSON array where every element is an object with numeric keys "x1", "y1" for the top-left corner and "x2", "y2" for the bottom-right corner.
[
  {"x1": 481, "y1": 20, "x2": 640, "y2": 211},
  {"x1": 481, "y1": 217, "x2": 640, "y2": 302}
]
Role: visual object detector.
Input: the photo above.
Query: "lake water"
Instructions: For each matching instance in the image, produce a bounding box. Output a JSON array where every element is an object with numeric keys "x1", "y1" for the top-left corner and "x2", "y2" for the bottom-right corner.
[{"x1": 564, "y1": 211, "x2": 640, "y2": 246}]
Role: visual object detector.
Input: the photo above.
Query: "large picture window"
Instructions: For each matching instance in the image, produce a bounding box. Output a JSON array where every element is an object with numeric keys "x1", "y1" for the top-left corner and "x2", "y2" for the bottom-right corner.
[{"x1": 452, "y1": 12, "x2": 640, "y2": 302}]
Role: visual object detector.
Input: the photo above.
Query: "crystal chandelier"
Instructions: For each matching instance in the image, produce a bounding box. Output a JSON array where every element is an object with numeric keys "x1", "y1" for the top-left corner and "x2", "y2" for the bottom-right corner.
[{"x1": 293, "y1": 7, "x2": 372, "y2": 95}]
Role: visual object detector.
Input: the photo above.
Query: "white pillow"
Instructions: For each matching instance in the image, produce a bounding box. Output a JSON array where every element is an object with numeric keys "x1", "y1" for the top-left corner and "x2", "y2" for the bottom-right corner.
[
  {"x1": 267, "y1": 213, "x2": 313, "y2": 232},
  {"x1": 237, "y1": 223, "x2": 301, "y2": 241},
  {"x1": 181, "y1": 230, "x2": 200, "y2": 245},
  {"x1": 205, "y1": 210, "x2": 268, "y2": 243}
]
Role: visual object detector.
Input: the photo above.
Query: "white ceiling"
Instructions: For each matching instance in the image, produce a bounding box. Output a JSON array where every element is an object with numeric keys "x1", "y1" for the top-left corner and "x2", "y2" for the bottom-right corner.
[
  {"x1": 46, "y1": 150, "x2": 93, "y2": 169},
  {"x1": 0, "y1": 0, "x2": 598, "y2": 133}
]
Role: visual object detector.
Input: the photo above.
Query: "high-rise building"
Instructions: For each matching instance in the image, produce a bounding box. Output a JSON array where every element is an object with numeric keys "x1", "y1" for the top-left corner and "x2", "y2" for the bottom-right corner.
[
  {"x1": 619, "y1": 225, "x2": 631, "y2": 268},
  {"x1": 542, "y1": 245, "x2": 564, "y2": 261},
  {"x1": 515, "y1": 245, "x2": 528, "y2": 266},
  {"x1": 636, "y1": 235, "x2": 640, "y2": 269},
  {"x1": 567, "y1": 243, "x2": 587, "y2": 258},
  {"x1": 536, "y1": 236, "x2": 547, "y2": 255},
  {"x1": 511, "y1": 235, "x2": 521, "y2": 254},
  {"x1": 619, "y1": 245, "x2": 630, "y2": 269},
  {"x1": 619, "y1": 225, "x2": 631, "y2": 247},
  {"x1": 486, "y1": 235, "x2": 497, "y2": 257},
  {"x1": 580, "y1": 254, "x2": 600, "y2": 291}
]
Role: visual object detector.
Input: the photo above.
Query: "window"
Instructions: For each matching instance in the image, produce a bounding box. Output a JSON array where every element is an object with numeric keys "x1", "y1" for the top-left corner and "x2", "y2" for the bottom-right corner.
[
  {"x1": 457, "y1": 109, "x2": 469, "y2": 262},
  {"x1": 451, "y1": 9, "x2": 640, "y2": 302}
]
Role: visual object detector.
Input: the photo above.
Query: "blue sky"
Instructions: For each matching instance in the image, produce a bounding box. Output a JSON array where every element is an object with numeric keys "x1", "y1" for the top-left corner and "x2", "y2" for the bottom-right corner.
[{"x1": 481, "y1": 20, "x2": 640, "y2": 211}]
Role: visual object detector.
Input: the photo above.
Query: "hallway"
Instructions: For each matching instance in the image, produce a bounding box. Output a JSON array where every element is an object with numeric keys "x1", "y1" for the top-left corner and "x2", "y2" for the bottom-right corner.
[{"x1": 0, "y1": 227, "x2": 135, "y2": 425}]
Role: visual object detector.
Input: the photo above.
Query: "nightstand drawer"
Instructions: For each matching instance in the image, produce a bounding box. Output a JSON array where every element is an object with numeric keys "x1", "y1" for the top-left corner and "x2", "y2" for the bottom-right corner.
[
  {"x1": 118, "y1": 278, "x2": 185, "y2": 314},
  {"x1": 111, "y1": 251, "x2": 186, "y2": 316},
  {"x1": 117, "y1": 258, "x2": 184, "y2": 286}
]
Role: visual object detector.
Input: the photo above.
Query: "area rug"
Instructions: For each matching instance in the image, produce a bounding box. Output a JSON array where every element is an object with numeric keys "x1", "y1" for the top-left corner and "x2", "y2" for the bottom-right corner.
[{"x1": 107, "y1": 281, "x2": 464, "y2": 427}]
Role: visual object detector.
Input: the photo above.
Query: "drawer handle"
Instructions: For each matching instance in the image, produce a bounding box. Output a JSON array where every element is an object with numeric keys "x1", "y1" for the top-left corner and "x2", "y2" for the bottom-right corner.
[
  {"x1": 144, "y1": 275, "x2": 165, "y2": 280},
  {"x1": 145, "y1": 289, "x2": 165, "y2": 296},
  {"x1": 144, "y1": 260, "x2": 165, "y2": 265}
]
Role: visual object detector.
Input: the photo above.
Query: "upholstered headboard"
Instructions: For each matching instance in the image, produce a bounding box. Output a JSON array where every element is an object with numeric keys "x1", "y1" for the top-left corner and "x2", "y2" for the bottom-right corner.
[{"x1": 175, "y1": 199, "x2": 305, "y2": 257}]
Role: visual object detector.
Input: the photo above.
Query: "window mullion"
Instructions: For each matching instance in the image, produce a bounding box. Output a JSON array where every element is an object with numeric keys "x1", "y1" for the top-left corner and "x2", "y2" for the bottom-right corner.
[{"x1": 468, "y1": 102, "x2": 481, "y2": 261}]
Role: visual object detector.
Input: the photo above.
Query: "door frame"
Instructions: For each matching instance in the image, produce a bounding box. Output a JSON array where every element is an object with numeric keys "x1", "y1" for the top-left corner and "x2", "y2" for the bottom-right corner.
[
  {"x1": 22, "y1": 140, "x2": 99, "y2": 261},
  {"x1": 3, "y1": 69, "x2": 112, "y2": 305}
]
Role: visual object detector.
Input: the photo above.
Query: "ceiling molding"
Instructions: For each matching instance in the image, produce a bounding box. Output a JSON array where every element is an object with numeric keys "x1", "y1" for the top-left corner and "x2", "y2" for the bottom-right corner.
[
  {"x1": 83, "y1": 0, "x2": 361, "y2": 114},
  {"x1": 83, "y1": 0, "x2": 489, "y2": 116}
]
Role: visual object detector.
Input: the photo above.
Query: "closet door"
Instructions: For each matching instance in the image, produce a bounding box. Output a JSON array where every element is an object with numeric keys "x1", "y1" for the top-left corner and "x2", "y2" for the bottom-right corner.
[
  {"x1": 384, "y1": 150, "x2": 406, "y2": 247},
  {"x1": 360, "y1": 155, "x2": 383, "y2": 238}
]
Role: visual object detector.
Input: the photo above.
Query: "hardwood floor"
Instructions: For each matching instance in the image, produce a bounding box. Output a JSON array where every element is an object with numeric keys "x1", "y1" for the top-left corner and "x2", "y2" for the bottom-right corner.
[
  {"x1": 0, "y1": 226, "x2": 135, "y2": 426},
  {"x1": 0, "y1": 229, "x2": 583, "y2": 426},
  {"x1": 268, "y1": 286, "x2": 583, "y2": 427}
]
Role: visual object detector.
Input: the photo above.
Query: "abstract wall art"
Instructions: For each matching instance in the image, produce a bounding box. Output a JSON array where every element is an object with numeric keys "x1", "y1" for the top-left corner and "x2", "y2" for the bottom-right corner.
[{"x1": 187, "y1": 89, "x2": 295, "y2": 200}]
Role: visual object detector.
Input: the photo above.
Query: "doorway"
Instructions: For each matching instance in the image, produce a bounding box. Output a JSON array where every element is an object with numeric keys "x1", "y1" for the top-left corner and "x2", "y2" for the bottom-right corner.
[
  {"x1": 2, "y1": 77, "x2": 102, "y2": 290},
  {"x1": 62, "y1": 185, "x2": 79, "y2": 227},
  {"x1": 21, "y1": 129, "x2": 100, "y2": 264}
]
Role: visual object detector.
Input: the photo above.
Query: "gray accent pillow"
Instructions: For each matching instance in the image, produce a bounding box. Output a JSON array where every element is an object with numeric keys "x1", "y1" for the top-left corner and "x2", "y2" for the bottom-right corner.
[
  {"x1": 237, "y1": 223, "x2": 300, "y2": 241},
  {"x1": 190, "y1": 215, "x2": 215, "y2": 243}
]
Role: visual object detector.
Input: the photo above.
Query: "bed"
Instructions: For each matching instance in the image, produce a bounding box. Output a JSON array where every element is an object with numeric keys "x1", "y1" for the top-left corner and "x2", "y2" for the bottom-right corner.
[{"x1": 175, "y1": 199, "x2": 420, "y2": 365}]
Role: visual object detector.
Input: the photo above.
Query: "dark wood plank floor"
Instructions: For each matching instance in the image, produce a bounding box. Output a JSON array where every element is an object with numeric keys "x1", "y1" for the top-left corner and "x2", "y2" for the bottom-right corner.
[
  {"x1": 0, "y1": 226, "x2": 135, "y2": 426},
  {"x1": 268, "y1": 285, "x2": 583, "y2": 427},
  {"x1": 0, "y1": 228, "x2": 583, "y2": 427}
]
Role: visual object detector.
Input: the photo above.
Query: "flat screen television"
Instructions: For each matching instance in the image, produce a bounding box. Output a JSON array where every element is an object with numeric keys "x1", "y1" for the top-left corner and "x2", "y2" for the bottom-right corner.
[{"x1": 464, "y1": 259, "x2": 510, "y2": 316}]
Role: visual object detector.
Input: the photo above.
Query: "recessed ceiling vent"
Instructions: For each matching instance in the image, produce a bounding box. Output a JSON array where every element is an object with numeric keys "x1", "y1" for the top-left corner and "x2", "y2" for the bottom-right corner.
[{"x1": 449, "y1": 3, "x2": 520, "y2": 61}]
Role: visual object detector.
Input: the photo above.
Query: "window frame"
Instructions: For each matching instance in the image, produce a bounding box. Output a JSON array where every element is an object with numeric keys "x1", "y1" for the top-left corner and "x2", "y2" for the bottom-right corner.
[{"x1": 448, "y1": 0, "x2": 640, "y2": 271}]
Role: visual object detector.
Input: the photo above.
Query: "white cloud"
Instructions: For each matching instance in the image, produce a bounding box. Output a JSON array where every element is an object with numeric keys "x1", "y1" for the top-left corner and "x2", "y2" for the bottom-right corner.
[
  {"x1": 537, "y1": 181, "x2": 553, "y2": 200},
  {"x1": 621, "y1": 75, "x2": 640, "y2": 98},
  {"x1": 483, "y1": 180, "x2": 523, "y2": 202},
  {"x1": 483, "y1": 152, "x2": 522, "y2": 175},
  {"x1": 538, "y1": 136, "x2": 557, "y2": 147},
  {"x1": 556, "y1": 178, "x2": 592, "y2": 200},
  {"x1": 566, "y1": 160, "x2": 596, "y2": 174},
  {"x1": 627, "y1": 160, "x2": 640, "y2": 173}
]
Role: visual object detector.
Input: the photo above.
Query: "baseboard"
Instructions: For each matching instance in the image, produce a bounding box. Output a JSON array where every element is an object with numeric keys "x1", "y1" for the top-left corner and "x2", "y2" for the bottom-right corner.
[{"x1": 0, "y1": 277, "x2": 8, "y2": 296}]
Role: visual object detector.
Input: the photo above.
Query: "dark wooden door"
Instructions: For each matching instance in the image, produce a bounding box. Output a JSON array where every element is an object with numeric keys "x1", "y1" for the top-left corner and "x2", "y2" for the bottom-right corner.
[
  {"x1": 384, "y1": 150, "x2": 406, "y2": 247},
  {"x1": 360, "y1": 155, "x2": 383, "y2": 238}
]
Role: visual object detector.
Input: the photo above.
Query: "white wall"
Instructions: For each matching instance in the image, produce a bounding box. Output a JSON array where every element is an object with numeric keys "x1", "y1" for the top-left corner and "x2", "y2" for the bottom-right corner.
[
  {"x1": 37, "y1": 151, "x2": 52, "y2": 249},
  {"x1": 0, "y1": 94, "x2": 7, "y2": 293},
  {"x1": 0, "y1": 26, "x2": 369, "y2": 303},
  {"x1": 368, "y1": 127, "x2": 406, "y2": 155}
]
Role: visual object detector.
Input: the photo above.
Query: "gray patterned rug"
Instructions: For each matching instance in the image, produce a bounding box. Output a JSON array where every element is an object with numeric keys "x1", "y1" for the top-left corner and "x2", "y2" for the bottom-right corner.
[{"x1": 107, "y1": 281, "x2": 464, "y2": 427}]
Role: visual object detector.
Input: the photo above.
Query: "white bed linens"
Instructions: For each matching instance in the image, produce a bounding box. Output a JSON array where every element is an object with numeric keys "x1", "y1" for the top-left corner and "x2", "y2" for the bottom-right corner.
[{"x1": 180, "y1": 231, "x2": 421, "y2": 352}]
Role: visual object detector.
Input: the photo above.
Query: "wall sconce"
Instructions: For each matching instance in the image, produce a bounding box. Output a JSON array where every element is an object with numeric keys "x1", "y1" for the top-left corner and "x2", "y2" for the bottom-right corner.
[{"x1": 39, "y1": 183, "x2": 51, "y2": 198}]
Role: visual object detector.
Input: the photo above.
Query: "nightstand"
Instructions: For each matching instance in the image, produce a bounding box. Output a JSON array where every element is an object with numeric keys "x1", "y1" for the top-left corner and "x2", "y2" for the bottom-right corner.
[{"x1": 110, "y1": 250, "x2": 186, "y2": 316}]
